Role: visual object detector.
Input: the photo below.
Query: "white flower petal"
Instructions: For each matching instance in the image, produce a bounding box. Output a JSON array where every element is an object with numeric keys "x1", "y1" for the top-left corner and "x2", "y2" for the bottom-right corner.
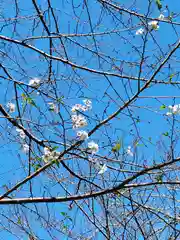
[
  {"x1": 22, "y1": 144, "x2": 29, "y2": 154},
  {"x1": 77, "y1": 130, "x2": 88, "y2": 140},
  {"x1": 7, "y1": 102, "x2": 15, "y2": 113},
  {"x1": 88, "y1": 141, "x2": 99, "y2": 154},
  {"x1": 29, "y1": 78, "x2": 40, "y2": 87},
  {"x1": 16, "y1": 128, "x2": 26, "y2": 139},
  {"x1": 148, "y1": 21, "x2": 159, "y2": 30},
  {"x1": 98, "y1": 164, "x2": 107, "y2": 174},
  {"x1": 126, "y1": 146, "x2": 133, "y2": 157},
  {"x1": 136, "y1": 28, "x2": 144, "y2": 35},
  {"x1": 72, "y1": 114, "x2": 87, "y2": 129},
  {"x1": 44, "y1": 147, "x2": 51, "y2": 156},
  {"x1": 158, "y1": 14, "x2": 165, "y2": 20}
]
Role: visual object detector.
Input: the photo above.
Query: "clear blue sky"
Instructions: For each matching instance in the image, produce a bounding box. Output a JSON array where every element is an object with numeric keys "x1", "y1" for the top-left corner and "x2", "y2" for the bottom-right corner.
[{"x1": 0, "y1": 0, "x2": 180, "y2": 239}]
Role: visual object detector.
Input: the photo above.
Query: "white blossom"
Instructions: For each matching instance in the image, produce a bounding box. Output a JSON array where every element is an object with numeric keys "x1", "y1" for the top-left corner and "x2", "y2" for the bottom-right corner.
[
  {"x1": 158, "y1": 14, "x2": 165, "y2": 20},
  {"x1": 81, "y1": 105, "x2": 89, "y2": 112},
  {"x1": 7, "y1": 102, "x2": 16, "y2": 113},
  {"x1": 166, "y1": 112, "x2": 172, "y2": 116},
  {"x1": 29, "y1": 78, "x2": 40, "y2": 87},
  {"x1": 16, "y1": 128, "x2": 26, "y2": 139},
  {"x1": 42, "y1": 147, "x2": 60, "y2": 162},
  {"x1": 44, "y1": 147, "x2": 51, "y2": 156},
  {"x1": 71, "y1": 114, "x2": 87, "y2": 129},
  {"x1": 71, "y1": 114, "x2": 78, "y2": 122},
  {"x1": 136, "y1": 28, "x2": 144, "y2": 35},
  {"x1": 77, "y1": 130, "x2": 89, "y2": 140},
  {"x1": 166, "y1": 104, "x2": 180, "y2": 116},
  {"x1": 88, "y1": 141, "x2": 99, "y2": 154},
  {"x1": 22, "y1": 144, "x2": 29, "y2": 154},
  {"x1": 71, "y1": 104, "x2": 83, "y2": 112},
  {"x1": 48, "y1": 102, "x2": 58, "y2": 113},
  {"x1": 83, "y1": 99, "x2": 92, "y2": 109},
  {"x1": 71, "y1": 100, "x2": 92, "y2": 113},
  {"x1": 126, "y1": 146, "x2": 133, "y2": 157},
  {"x1": 148, "y1": 21, "x2": 159, "y2": 30},
  {"x1": 98, "y1": 164, "x2": 107, "y2": 174}
]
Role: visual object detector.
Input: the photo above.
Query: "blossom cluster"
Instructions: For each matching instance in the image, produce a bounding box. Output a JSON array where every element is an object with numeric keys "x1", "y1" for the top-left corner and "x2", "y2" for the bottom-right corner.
[
  {"x1": 136, "y1": 14, "x2": 165, "y2": 36},
  {"x1": 166, "y1": 104, "x2": 180, "y2": 116},
  {"x1": 42, "y1": 147, "x2": 60, "y2": 163},
  {"x1": 71, "y1": 100, "x2": 99, "y2": 154},
  {"x1": 71, "y1": 114, "x2": 87, "y2": 129},
  {"x1": 71, "y1": 100, "x2": 92, "y2": 129},
  {"x1": 29, "y1": 78, "x2": 40, "y2": 87},
  {"x1": 7, "y1": 102, "x2": 16, "y2": 113},
  {"x1": 71, "y1": 99, "x2": 104, "y2": 173},
  {"x1": 16, "y1": 128, "x2": 30, "y2": 154}
]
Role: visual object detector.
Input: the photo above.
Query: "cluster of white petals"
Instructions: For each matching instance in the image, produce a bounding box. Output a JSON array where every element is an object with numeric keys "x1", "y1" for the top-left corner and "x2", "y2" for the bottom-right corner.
[
  {"x1": 82, "y1": 99, "x2": 92, "y2": 109},
  {"x1": 71, "y1": 100, "x2": 101, "y2": 172},
  {"x1": 29, "y1": 78, "x2": 40, "y2": 87},
  {"x1": 71, "y1": 114, "x2": 87, "y2": 129},
  {"x1": 42, "y1": 147, "x2": 60, "y2": 163},
  {"x1": 16, "y1": 128, "x2": 26, "y2": 139},
  {"x1": 166, "y1": 104, "x2": 180, "y2": 116},
  {"x1": 71, "y1": 104, "x2": 84, "y2": 112},
  {"x1": 77, "y1": 130, "x2": 89, "y2": 140},
  {"x1": 7, "y1": 102, "x2": 16, "y2": 113},
  {"x1": 136, "y1": 14, "x2": 164, "y2": 36},
  {"x1": 71, "y1": 100, "x2": 92, "y2": 113},
  {"x1": 71, "y1": 99, "x2": 92, "y2": 129},
  {"x1": 126, "y1": 146, "x2": 133, "y2": 157},
  {"x1": 148, "y1": 20, "x2": 159, "y2": 30},
  {"x1": 88, "y1": 141, "x2": 99, "y2": 154}
]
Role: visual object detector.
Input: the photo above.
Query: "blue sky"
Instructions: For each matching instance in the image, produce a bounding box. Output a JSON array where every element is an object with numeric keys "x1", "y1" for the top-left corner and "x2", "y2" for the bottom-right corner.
[{"x1": 0, "y1": 0, "x2": 180, "y2": 239}]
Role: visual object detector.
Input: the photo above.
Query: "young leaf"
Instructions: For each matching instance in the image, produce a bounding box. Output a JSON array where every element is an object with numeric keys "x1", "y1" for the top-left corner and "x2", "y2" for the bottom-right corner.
[
  {"x1": 169, "y1": 73, "x2": 175, "y2": 82},
  {"x1": 112, "y1": 142, "x2": 121, "y2": 152},
  {"x1": 163, "y1": 132, "x2": 169, "y2": 137},
  {"x1": 160, "y1": 104, "x2": 166, "y2": 110},
  {"x1": 60, "y1": 212, "x2": 66, "y2": 216},
  {"x1": 155, "y1": 173, "x2": 164, "y2": 183},
  {"x1": 52, "y1": 146, "x2": 59, "y2": 151},
  {"x1": 17, "y1": 217, "x2": 21, "y2": 224},
  {"x1": 155, "y1": 0, "x2": 162, "y2": 10},
  {"x1": 54, "y1": 159, "x2": 60, "y2": 168}
]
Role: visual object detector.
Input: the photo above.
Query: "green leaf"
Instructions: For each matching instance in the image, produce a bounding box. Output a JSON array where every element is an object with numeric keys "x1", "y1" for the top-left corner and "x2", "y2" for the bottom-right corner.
[
  {"x1": 163, "y1": 132, "x2": 169, "y2": 137},
  {"x1": 136, "y1": 143, "x2": 144, "y2": 147},
  {"x1": 169, "y1": 73, "x2": 175, "y2": 82},
  {"x1": 53, "y1": 159, "x2": 60, "y2": 168},
  {"x1": 17, "y1": 217, "x2": 21, "y2": 224},
  {"x1": 22, "y1": 93, "x2": 37, "y2": 107},
  {"x1": 57, "y1": 96, "x2": 64, "y2": 104},
  {"x1": 155, "y1": 0, "x2": 162, "y2": 10},
  {"x1": 27, "y1": 97, "x2": 36, "y2": 106},
  {"x1": 35, "y1": 157, "x2": 42, "y2": 162},
  {"x1": 32, "y1": 163, "x2": 41, "y2": 171},
  {"x1": 136, "y1": 118, "x2": 140, "y2": 123},
  {"x1": 160, "y1": 104, "x2": 166, "y2": 110},
  {"x1": 155, "y1": 173, "x2": 164, "y2": 183},
  {"x1": 112, "y1": 142, "x2": 121, "y2": 152},
  {"x1": 168, "y1": 12, "x2": 174, "y2": 21},
  {"x1": 61, "y1": 212, "x2": 67, "y2": 216},
  {"x1": 52, "y1": 146, "x2": 59, "y2": 151}
]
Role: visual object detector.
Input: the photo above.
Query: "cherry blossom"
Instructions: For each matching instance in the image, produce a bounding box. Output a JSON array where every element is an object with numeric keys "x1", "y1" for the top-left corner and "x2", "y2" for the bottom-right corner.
[{"x1": 7, "y1": 102, "x2": 15, "y2": 113}]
